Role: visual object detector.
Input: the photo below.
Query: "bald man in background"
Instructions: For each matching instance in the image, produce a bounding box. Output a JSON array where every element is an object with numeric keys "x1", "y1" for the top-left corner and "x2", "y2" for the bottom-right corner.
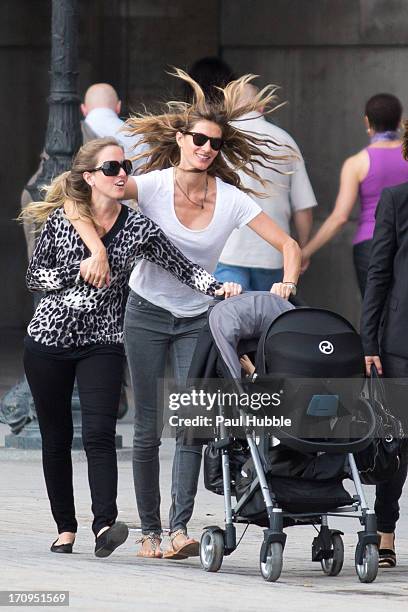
[{"x1": 81, "y1": 83, "x2": 146, "y2": 171}]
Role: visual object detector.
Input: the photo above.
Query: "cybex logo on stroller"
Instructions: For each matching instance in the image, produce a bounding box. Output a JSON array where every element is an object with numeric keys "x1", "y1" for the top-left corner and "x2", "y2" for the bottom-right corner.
[{"x1": 319, "y1": 340, "x2": 334, "y2": 354}]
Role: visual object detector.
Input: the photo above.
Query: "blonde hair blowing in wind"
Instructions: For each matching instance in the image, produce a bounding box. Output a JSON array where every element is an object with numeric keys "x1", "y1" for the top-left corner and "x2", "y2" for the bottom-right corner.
[
  {"x1": 125, "y1": 68, "x2": 297, "y2": 195},
  {"x1": 18, "y1": 137, "x2": 121, "y2": 229}
]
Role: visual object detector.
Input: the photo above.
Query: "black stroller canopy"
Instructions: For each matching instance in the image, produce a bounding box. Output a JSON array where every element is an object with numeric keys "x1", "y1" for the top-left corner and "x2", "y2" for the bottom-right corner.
[
  {"x1": 257, "y1": 307, "x2": 365, "y2": 378},
  {"x1": 264, "y1": 307, "x2": 358, "y2": 335}
]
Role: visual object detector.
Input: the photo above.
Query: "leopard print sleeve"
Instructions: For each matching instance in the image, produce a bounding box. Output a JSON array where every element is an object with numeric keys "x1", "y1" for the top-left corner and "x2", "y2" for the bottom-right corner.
[
  {"x1": 140, "y1": 217, "x2": 221, "y2": 296},
  {"x1": 26, "y1": 213, "x2": 81, "y2": 292}
]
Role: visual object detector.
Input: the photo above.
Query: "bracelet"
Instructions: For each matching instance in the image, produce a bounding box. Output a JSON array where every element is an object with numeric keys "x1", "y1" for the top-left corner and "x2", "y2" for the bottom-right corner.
[{"x1": 282, "y1": 282, "x2": 297, "y2": 296}]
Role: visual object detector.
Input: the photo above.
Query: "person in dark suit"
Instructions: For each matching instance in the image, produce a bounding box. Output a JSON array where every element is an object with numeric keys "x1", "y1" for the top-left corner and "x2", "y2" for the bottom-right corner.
[{"x1": 360, "y1": 121, "x2": 408, "y2": 567}]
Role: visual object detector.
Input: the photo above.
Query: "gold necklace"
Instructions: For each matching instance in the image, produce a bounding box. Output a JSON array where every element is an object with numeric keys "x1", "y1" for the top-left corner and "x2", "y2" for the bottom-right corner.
[{"x1": 175, "y1": 170, "x2": 208, "y2": 209}]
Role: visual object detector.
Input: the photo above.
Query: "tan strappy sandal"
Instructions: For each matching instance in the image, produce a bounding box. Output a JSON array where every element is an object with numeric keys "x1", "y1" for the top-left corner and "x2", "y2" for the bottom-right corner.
[
  {"x1": 136, "y1": 533, "x2": 163, "y2": 559},
  {"x1": 163, "y1": 529, "x2": 200, "y2": 560}
]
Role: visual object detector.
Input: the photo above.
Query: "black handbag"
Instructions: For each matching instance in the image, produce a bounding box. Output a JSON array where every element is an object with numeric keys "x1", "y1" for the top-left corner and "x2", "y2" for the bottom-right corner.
[
  {"x1": 204, "y1": 440, "x2": 249, "y2": 495},
  {"x1": 355, "y1": 365, "x2": 403, "y2": 485}
]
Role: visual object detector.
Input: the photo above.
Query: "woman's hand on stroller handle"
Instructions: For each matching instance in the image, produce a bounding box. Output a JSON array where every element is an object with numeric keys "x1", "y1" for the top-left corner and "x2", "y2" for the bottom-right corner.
[
  {"x1": 270, "y1": 282, "x2": 297, "y2": 300},
  {"x1": 365, "y1": 355, "x2": 383, "y2": 377},
  {"x1": 214, "y1": 282, "x2": 242, "y2": 299}
]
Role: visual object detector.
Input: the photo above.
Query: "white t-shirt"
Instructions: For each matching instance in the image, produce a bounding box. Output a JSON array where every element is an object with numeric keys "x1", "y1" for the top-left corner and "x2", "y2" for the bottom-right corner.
[
  {"x1": 219, "y1": 113, "x2": 317, "y2": 269},
  {"x1": 128, "y1": 167, "x2": 262, "y2": 317}
]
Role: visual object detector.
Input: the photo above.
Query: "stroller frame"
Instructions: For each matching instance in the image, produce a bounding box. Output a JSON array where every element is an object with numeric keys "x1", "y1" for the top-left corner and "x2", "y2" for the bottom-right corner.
[
  {"x1": 195, "y1": 295, "x2": 380, "y2": 583},
  {"x1": 200, "y1": 399, "x2": 379, "y2": 583}
]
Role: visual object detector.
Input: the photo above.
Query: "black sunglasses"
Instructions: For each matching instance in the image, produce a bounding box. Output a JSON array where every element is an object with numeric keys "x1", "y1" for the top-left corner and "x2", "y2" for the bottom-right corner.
[
  {"x1": 182, "y1": 131, "x2": 223, "y2": 151},
  {"x1": 89, "y1": 159, "x2": 133, "y2": 176}
]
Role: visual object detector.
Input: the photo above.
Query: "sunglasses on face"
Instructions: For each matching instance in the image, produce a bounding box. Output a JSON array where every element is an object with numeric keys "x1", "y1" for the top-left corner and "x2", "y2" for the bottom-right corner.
[
  {"x1": 182, "y1": 131, "x2": 223, "y2": 151},
  {"x1": 89, "y1": 159, "x2": 133, "y2": 176}
]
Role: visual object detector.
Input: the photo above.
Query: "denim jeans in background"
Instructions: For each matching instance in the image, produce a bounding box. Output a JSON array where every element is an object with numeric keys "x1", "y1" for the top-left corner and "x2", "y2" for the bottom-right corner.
[
  {"x1": 215, "y1": 263, "x2": 283, "y2": 291},
  {"x1": 124, "y1": 291, "x2": 207, "y2": 535}
]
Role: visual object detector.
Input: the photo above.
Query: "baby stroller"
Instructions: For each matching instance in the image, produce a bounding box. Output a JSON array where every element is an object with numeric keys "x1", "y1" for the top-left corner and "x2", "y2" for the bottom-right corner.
[{"x1": 187, "y1": 292, "x2": 380, "y2": 583}]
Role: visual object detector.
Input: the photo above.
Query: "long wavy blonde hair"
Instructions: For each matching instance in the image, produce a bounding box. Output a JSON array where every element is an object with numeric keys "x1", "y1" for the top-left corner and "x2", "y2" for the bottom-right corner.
[
  {"x1": 18, "y1": 137, "x2": 122, "y2": 228},
  {"x1": 125, "y1": 68, "x2": 296, "y2": 195}
]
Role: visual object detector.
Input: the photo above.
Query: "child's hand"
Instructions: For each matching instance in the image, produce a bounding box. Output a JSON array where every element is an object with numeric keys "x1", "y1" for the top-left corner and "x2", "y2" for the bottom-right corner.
[{"x1": 240, "y1": 354, "x2": 256, "y2": 376}]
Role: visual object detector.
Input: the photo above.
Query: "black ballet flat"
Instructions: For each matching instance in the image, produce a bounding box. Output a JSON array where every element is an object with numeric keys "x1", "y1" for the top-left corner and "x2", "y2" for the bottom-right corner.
[
  {"x1": 94, "y1": 522, "x2": 129, "y2": 558},
  {"x1": 50, "y1": 539, "x2": 74, "y2": 554}
]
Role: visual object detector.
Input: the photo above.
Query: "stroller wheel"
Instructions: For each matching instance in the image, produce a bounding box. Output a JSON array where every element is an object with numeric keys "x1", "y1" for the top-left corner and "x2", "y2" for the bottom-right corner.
[
  {"x1": 355, "y1": 543, "x2": 379, "y2": 583},
  {"x1": 259, "y1": 542, "x2": 283, "y2": 582},
  {"x1": 321, "y1": 533, "x2": 344, "y2": 576},
  {"x1": 200, "y1": 529, "x2": 224, "y2": 572}
]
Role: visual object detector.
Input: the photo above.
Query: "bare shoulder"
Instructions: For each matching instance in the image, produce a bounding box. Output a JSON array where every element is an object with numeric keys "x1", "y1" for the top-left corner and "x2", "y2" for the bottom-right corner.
[{"x1": 342, "y1": 149, "x2": 369, "y2": 181}]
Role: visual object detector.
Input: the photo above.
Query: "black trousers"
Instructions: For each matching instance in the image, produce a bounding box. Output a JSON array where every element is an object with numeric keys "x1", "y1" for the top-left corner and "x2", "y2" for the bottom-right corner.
[
  {"x1": 24, "y1": 346, "x2": 124, "y2": 536},
  {"x1": 375, "y1": 352, "x2": 408, "y2": 533},
  {"x1": 353, "y1": 239, "x2": 373, "y2": 298}
]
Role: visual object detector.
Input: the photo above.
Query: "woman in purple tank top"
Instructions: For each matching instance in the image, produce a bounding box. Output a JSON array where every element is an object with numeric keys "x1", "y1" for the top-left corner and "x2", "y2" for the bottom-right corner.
[{"x1": 302, "y1": 93, "x2": 408, "y2": 296}]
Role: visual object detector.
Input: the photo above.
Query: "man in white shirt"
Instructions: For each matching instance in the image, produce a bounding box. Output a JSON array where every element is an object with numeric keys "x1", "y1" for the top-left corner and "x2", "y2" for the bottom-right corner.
[
  {"x1": 216, "y1": 84, "x2": 317, "y2": 290},
  {"x1": 81, "y1": 83, "x2": 146, "y2": 171}
]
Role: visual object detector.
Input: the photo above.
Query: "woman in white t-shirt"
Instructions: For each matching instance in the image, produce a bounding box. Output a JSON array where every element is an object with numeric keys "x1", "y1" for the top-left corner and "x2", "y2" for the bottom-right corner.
[{"x1": 67, "y1": 69, "x2": 301, "y2": 559}]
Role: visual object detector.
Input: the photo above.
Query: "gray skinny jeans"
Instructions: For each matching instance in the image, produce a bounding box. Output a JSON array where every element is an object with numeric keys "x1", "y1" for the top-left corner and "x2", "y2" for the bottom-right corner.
[{"x1": 124, "y1": 290, "x2": 207, "y2": 535}]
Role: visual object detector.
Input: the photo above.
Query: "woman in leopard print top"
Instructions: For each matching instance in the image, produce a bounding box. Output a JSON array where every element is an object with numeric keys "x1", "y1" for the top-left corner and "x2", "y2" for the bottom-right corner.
[
  {"x1": 20, "y1": 137, "x2": 232, "y2": 559},
  {"x1": 26, "y1": 199, "x2": 220, "y2": 348}
]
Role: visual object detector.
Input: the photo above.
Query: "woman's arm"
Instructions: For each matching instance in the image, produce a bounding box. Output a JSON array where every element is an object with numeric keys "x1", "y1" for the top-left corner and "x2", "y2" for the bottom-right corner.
[
  {"x1": 63, "y1": 179, "x2": 138, "y2": 288},
  {"x1": 64, "y1": 201, "x2": 109, "y2": 288},
  {"x1": 141, "y1": 217, "x2": 239, "y2": 297},
  {"x1": 292, "y1": 208, "x2": 313, "y2": 248},
  {"x1": 26, "y1": 219, "x2": 81, "y2": 292},
  {"x1": 247, "y1": 211, "x2": 301, "y2": 298},
  {"x1": 302, "y1": 156, "x2": 360, "y2": 260}
]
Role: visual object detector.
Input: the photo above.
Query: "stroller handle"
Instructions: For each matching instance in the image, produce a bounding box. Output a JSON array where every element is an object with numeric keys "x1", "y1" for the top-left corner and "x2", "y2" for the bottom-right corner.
[{"x1": 212, "y1": 289, "x2": 300, "y2": 306}]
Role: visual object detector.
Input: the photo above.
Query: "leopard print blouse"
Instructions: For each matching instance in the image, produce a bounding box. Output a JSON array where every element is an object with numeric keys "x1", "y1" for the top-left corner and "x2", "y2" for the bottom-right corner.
[{"x1": 26, "y1": 205, "x2": 220, "y2": 348}]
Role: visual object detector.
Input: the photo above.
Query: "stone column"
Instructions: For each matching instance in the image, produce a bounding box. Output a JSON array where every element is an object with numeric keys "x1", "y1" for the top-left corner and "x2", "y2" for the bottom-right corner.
[{"x1": 3, "y1": 0, "x2": 122, "y2": 449}]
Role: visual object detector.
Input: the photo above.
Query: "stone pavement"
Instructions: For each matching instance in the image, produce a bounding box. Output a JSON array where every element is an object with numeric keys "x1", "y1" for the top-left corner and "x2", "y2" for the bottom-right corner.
[{"x1": 1, "y1": 422, "x2": 408, "y2": 612}]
